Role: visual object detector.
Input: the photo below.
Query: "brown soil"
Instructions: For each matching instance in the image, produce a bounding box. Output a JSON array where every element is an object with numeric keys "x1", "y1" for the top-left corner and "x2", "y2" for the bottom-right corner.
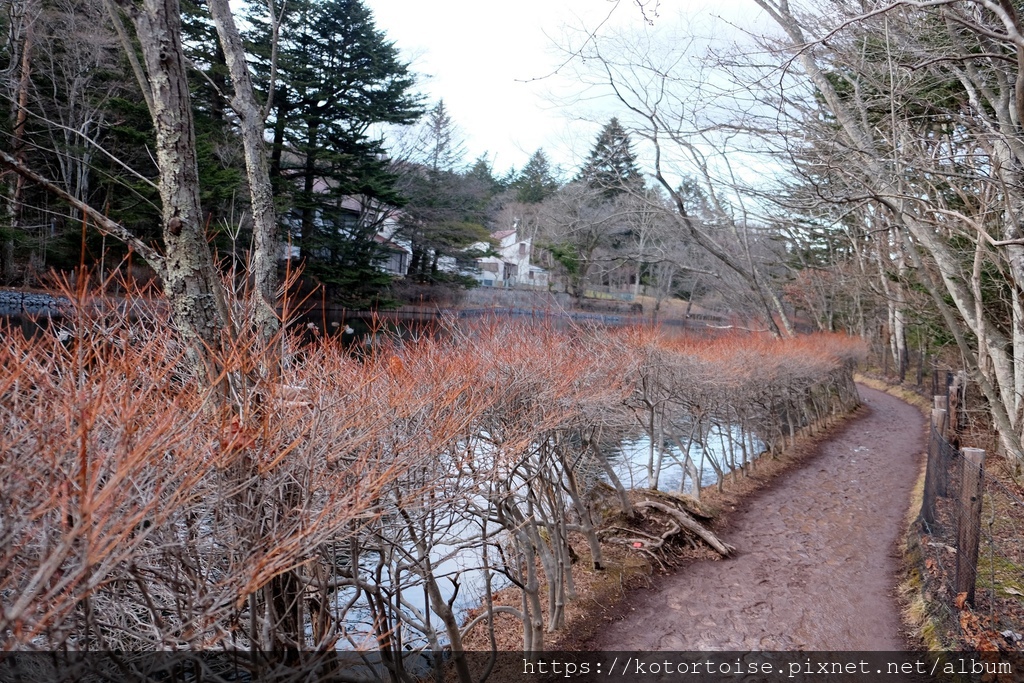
[
  {"x1": 860, "y1": 375, "x2": 1024, "y2": 653},
  {"x1": 580, "y1": 384, "x2": 926, "y2": 650}
]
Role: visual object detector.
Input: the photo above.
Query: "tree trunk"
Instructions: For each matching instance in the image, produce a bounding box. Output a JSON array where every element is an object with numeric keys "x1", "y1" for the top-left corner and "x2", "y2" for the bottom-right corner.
[
  {"x1": 270, "y1": 95, "x2": 288, "y2": 181},
  {"x1": 300, "y1": 119, "x2": 320, "y2": 257},
  {"x1": 122, "y1": 0, "x2": 231, "y2": 377},
  {"x1": 634, "y1": 500, "x2": 734, "y2": 556},
  {"x1": 3, "y1": 3, "x2": 34, "y2": 284},
  {"x1": 207, "y1": 0, "x2": 279, "y2": 342}
]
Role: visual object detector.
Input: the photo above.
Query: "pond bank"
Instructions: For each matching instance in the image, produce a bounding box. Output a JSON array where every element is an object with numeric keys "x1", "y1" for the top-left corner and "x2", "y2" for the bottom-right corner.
[
  {"x1": 460, "y1": 387, "x2": 902, "y2": 651},
  {"x1": 578, "y1": 384, "x2": 923, "y2": 650}
]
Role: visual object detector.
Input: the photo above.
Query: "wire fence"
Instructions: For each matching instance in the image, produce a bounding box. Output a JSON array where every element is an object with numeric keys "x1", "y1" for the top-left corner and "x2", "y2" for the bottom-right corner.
[{"x1": 920, "y1": 416, "x2": 1024, "y2": 649}]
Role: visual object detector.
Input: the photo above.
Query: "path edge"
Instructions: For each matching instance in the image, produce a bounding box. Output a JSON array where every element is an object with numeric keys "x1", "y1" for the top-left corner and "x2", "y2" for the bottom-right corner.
[
  {"x1": 854, "y1": 374, "x2": 946, "y2": 651},
  {"x1": 558, "y1": 393, "x2": 871, "y2": 651}
]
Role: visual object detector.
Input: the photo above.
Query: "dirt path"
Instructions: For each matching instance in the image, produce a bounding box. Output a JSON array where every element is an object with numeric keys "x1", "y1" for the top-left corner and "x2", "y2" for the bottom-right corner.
[{"x1": 590, "y1": 384, "x2": 925, "y2": 650}]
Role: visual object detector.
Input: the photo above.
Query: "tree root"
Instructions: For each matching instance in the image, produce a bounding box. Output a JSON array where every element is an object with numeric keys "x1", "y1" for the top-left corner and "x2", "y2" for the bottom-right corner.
[
  {"x1": 598, "y1": 496, "x2": 735, "y2": 559},
  {"x1": 634, "y1": 500, "x2": 735, "y2": 557}
]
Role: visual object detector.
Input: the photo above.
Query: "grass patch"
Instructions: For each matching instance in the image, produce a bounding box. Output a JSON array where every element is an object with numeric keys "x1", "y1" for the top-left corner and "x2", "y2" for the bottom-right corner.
[
  {"x1": 975, "y1": 552, "x2": 1024, "y2": 600},
  {"x1": 899, "y1": 465, "x2": 950, "y2": 651},
  {"x1": 854, "y1": 373, "x2": 933, "y2": 414}
]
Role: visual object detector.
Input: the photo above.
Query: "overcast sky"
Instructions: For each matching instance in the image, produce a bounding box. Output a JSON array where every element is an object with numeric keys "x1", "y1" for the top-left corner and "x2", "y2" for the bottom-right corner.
[{"x1": 363, "y1": 0, "x2": 768, "y2": 179}]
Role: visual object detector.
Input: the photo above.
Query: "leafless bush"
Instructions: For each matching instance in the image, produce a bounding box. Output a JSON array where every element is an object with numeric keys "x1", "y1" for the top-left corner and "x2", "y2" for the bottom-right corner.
[{"x1": 1, "y1": 290, "x2": 864, "y2": 680}]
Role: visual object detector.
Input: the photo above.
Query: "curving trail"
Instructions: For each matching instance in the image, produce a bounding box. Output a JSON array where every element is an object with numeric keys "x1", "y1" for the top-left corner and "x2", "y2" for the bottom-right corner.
[{"x1": 591, "y1": 384, "x2": 925, "y2": 650}]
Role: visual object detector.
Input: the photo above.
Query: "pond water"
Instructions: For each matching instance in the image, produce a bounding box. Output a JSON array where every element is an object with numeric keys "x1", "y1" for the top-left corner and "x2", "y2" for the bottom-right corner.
[
  {"x1": 612, "y1": 424, "x2": 765, "y2": 493},
  {"x1": 331, "y1": 514, "x2": 501, "y2": 652},
  {"x1": 334, "y1": 424, "x2": 764, "y2": 651}
]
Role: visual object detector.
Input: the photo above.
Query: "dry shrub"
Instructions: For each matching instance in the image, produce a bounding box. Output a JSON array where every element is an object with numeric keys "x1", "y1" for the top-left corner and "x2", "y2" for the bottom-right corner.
[
  {"x1": 1, "y1": 295, "x2": 865, "y2": 671},
  {"x1": 1, "y1": 293, "x2": 417, "y2": 651}
]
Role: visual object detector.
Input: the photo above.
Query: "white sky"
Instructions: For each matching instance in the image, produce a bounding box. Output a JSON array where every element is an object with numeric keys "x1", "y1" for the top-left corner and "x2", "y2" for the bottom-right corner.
[{"x1": 364, "y1": 0, "x2": 771, "y2": 179}]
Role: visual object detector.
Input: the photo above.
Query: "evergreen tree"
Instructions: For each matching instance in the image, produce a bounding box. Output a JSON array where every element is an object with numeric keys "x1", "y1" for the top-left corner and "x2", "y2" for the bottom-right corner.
[
  {"x1": 248, "y1": 0, "x2": 421, "y2": 299},
  {"x1": 577, "y1": 117, "x2": 642, "y2": 196},
  {"x1": 513, "y1": 148, "x2": 559, "y2": 203},
  {"x1": 414, "y1": 100, "x2": 464, "y2": 173},
  {"x1": 393, "y1": 101, "x2": 490, "y2": 283},
  {"x1": 466, "y1": 154, "x2": 507, "y2": 197},
  {"x1": 179, "y1": 0, "x2": 249, "y2": 257}
]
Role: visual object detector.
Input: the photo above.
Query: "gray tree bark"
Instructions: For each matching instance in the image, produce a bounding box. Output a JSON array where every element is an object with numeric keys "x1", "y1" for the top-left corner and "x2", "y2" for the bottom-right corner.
[
  {"x1": 207, "y1": 0, "x2": 280, "y2": 342},
  {"x1": 1, "y1": 0, "x2": 35, "y2": 283},
  {"x1": 113, "y1": 0, "x2": 231, "y2": 377}
]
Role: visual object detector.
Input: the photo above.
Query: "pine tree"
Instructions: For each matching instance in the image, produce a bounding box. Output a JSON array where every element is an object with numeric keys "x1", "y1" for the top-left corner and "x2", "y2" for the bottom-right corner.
[
  {"x1": 179, "y1": 0, "x2": 250, "y2": 250},
  {"x1": 247, "y1": 0, "x2": 421, "y2": 300},
  {"x1": 577, "y1": 118, "x2": 642, "y2": 196},
  {"x1": 394, "y1": 101, "x2": 490, "y2": 283},
  {"x1": 466, "y1": 154, "x2": 507, "y2": 197},
  {"x1": 513, "y1": 149, "x2": 559, "y2": 203},
  {"x1": 415, "y1": 100, "x2": 464, "y2": 173}
]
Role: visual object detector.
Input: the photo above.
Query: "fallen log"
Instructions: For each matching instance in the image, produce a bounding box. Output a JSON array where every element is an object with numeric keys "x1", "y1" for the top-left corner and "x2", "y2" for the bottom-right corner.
[{"x1": 642, "y1": 488, "x2": 714, "y2": 521}]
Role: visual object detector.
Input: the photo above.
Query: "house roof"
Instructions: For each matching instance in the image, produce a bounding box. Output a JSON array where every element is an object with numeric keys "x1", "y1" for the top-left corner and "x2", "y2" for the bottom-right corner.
[
  {"x1": 491, "y1": 229, "x2": 516, "y2": 240},
  {"x1": 374, "y1": 234, "x2": 410, "y2": 253}
]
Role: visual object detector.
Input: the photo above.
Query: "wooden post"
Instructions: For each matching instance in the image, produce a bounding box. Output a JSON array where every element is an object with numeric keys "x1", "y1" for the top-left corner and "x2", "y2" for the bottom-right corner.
[
  {"x1": 921, "y1": 406, "x2": 946, "y2": 526},
  {"x1": 883, "y1": 333, "x2": 889, "y2": 376},
  {"x1": 933, "y1": 396, "x2": 949, "y2": 497},
  {"x1": 956, "y1": 447, "x2": 986, "y2": 607},
  {"x1": 921, "y1": 423, "x2": 937, "y2": 527},
  {"x1": 933, "y1": 395, "x2": 949, "y2": 427},
  {"x1": 947, "y1": 373, "x2": 963, "y2": 446}
]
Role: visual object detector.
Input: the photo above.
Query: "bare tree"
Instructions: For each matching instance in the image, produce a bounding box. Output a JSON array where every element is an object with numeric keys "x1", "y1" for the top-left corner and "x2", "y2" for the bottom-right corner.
[
  {"x1": 206, "y1": 0, "x2": 279, "y2": 342},
  {"x1": 746, "y1": 0, "x2": 1024, "y2": 459},
  {"x1": 537, "y1": 181, "x2": 631, "y2": 299},
  {"x1": 557, "y1": 25, "x2": 797, "y2": 335},
  {"x1": 0, "y1": 0, "x2": 37, "y2": 282}
]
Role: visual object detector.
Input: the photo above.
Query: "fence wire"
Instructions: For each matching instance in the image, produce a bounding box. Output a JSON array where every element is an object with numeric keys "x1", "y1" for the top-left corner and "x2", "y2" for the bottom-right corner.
[{"x1": 921, "y1": 427, "x2": 1024, "y2": 648}]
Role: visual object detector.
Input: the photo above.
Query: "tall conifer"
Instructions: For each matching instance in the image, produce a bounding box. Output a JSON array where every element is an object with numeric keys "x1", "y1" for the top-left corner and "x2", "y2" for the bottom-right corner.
[
  {"x1": 513, "y1": 149, "x2": 559, "y2": 203},
  {"x1": 248, "y1": 0, "x2": 422, "y2": 303},
  {"x1": 577, "y1": 117, "x2": 642, "y2": 196}
]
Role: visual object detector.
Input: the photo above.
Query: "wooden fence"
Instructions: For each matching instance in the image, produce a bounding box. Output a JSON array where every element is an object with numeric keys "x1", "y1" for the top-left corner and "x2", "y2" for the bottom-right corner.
[{"x1": 919, "y1": 386, "x2": 1024, "y2": 646}]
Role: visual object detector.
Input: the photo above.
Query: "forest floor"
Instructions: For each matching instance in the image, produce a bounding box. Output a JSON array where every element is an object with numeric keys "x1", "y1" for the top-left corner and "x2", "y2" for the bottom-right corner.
[{"x1": 461, "y1": 385, "x2": 928, "y2": 652}]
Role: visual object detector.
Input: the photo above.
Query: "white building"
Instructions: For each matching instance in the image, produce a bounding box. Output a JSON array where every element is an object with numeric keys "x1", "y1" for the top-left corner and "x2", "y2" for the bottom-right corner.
[
  {"x1": 373, "y1": 233, "x2": 410, "y2": 276},
  {"x1": 279, "y1": 192, "x2": 412, "y2": 277},
  {"x1": 474, "y1": 229, "x2": 548, "y2": 288}
]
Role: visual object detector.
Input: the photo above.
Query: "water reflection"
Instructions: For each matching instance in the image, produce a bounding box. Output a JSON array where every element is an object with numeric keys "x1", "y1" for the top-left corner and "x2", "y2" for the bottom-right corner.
[
  {"x1": 612, "y1": 424, "x2": 765, "y2": 493},
  {"x1": 333, "y1": 425, "x2": 763, "y2": 651}
]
